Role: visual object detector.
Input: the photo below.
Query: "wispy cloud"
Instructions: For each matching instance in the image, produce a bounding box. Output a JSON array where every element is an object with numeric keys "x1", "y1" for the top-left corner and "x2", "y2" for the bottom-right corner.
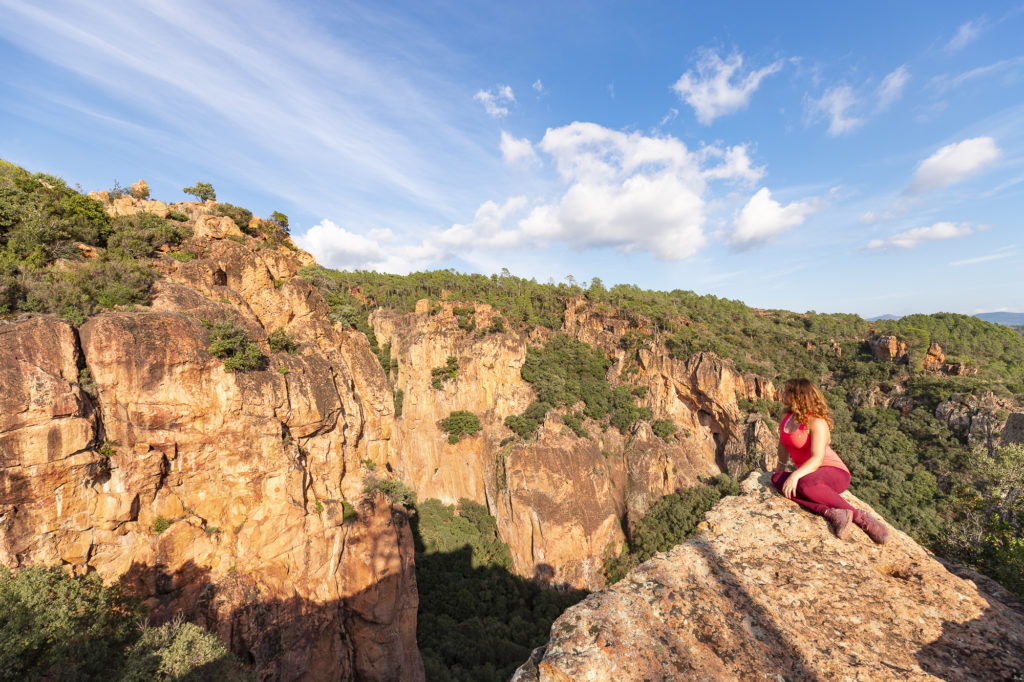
[
  {"x1": 806, "y1": 85, "x2": 863, "y2": 136},
  {"x1": 866, "y1": 221, "x2": 975, "y2": 250},
  {"x1": 532, "y1": 79, "x2": 545, "y2": 95},
  {"x1": 672, "y1": 49, "x2": 783, "y2": 125},
  {"x1": 929, "y1": 56, "x2": 1024, "y2": 95},
  {"x1": 907, "y1": 137, "x2": 1001, "y2": 194},
  {"x1": 946, "y1": 18, "x2": 986, "y2": 52},
  {"x1": 951, "y1": 250, "x2": 1015, "y2": 266},
  {"x1": 474, "y1": 85, "x2": 516, "y2": 118},
  {"x1": 876, "y1": 65, "x2": 910, "y2": 111},
  {"x1": 0, "y1": 0, "x2": 495, "y2": 229}
]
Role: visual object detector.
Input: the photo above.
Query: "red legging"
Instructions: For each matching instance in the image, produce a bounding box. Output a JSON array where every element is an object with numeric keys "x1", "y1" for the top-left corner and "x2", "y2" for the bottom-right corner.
[{"x1": 771, "y1": 467, "x2": 853, "y2": 516}]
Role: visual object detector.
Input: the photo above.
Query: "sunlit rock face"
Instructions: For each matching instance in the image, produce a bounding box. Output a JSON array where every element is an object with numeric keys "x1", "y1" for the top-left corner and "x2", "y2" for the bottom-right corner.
[
  {"x1": 375, "y1": 298, "x2": 777, "y2": 591},
  {"x1": 513, "y1": 473, "x2": 1024, "y2": 681},
  {"x1": 0, "y1": 216, "x2": 423, "y2": 681}
]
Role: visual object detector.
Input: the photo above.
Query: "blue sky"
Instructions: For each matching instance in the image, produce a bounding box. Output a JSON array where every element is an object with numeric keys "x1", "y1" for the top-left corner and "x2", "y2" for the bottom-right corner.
[{"x1": 1, "y1": 1, "x2": 1022, "y2": 317}]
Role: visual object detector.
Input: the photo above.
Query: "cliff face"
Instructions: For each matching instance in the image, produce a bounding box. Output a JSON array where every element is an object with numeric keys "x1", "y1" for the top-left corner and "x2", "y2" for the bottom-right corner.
[
  {"x1": 513, "y1": 473, "x2": 1024, "y2": 681},
  {"x1": 374, "y1": 299, "x2": 777, "y2": 589},
  {"x1": 0, "y1": 196, "x2": 423, "y2": 681}
]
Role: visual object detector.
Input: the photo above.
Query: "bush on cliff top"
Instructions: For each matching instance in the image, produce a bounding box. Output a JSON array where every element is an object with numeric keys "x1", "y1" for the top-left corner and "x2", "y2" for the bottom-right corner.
[{"x1": 206, "y1": 319, "x2": 264, "y2": 372}]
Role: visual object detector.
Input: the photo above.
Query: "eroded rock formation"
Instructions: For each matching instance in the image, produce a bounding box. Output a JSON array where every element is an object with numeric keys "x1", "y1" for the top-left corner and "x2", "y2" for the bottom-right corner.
[
  {"x1": 0, "y1": 199, "x2": 423, "y2": 681},
  {"x1": 514, "y1": 473, "x2": 1024, "y2": 681}
]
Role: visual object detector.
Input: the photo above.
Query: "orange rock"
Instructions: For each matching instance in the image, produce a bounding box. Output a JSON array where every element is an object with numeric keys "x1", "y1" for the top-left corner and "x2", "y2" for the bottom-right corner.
[{"x1": 515, "y1": 473, "x2": 1024, "y2": 680}]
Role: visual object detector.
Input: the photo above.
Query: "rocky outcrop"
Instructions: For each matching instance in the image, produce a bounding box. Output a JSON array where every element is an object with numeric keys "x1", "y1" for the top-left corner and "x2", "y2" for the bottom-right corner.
[
  {"x1": 868, "y1": 334, "x2": 908, "y2": 363},
  {"x1": 0, "y1": 221, "x2": 423, "y2": 679},
  {"x1": 515, "y1": 473, "x2": 1024, "y2": 681},
  {"x1": 935, "y1": 392, "x2": 1013, "y2": 451},
  {"x1": 373, "y1": 300, "x2": 777, "y2": 590}
]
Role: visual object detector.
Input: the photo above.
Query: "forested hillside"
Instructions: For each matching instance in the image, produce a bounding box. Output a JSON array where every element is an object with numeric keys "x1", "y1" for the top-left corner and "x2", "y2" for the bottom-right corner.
[
  {"x1": 2, "y1": 159, "x2": 1021, "y2": 680},
  {"x1": 303, "y1": 264, "x2": 1024, "y2": 601}
]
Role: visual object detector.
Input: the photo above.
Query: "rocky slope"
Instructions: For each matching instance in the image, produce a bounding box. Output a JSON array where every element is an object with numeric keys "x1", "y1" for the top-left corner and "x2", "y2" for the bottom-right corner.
[
  {"x1": 513, "y1": 473, "x2": 1024, "y2": 681},
  {"x1": 1, "y1": 195, "x2": 423, "y2": 681},
  {"x1": 374, "y1": 300, "x2": 777, "y2": 589}
]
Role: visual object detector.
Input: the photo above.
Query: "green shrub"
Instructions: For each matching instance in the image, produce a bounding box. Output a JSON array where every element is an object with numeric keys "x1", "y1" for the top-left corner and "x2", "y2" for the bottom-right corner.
[
  {"x1": 214, "y1": 203, "x2": 253, "y2": 232},
  {"x1": 20, "y1": 256, "x2": 154, "y2": 323},
  {"x1": 270, "y1": 211, "x2": 289, "y2": 233},
  {"x1": 207, "y1": 320, "x2": 263, "y2": 371},
  {"x1": 107, "y1": 212, "x2": 186, "y2": 259},
  {"x1": 170, "y1": 251, "x2": 194, "y2": 262},
  {"x1": 152, "y1": 517, "x2": 170, "y2": 533},
  {"x1": 120, "y1": 619, "x2": 252, "y2": 681},
  {"x1": 364, "y1": 478, "x2": 417, "y2": 507},
  {"x1": 167, "y1": 209, "x2": 189, "y2": 222},
  {"x1": 561, "y1": 412, "x2": 587, "y2": 438},
  {"x1": 440, "y1": 410, "x2": 482, "y2": 444},
  {"x1": 487, "y1": 317, "x2": 505, "y2": 333},
  {"x1": 431, "y1": 356, "x2": 458, "y2": 390},
  {"x1": 652, "y1": 419, "x2": 677, "y2": 441},
  {"x1": 267, "y1": 328, "x2": 298, "y2": 354},
  {"x1": 0, "y1": 565, "x2": 142, "y2": 681},
  {"x1": 393, "y1": 388, "x2": 404, "y2": 417},
  {"x1": 341, "y1": 501, "x2": 358, "y2": 524}
]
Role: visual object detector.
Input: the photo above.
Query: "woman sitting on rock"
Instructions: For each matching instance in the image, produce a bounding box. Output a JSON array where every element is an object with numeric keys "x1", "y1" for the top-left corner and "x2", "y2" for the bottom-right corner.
[{"x1": 773, "y1": 378, "x2": 889, "y2": 544}]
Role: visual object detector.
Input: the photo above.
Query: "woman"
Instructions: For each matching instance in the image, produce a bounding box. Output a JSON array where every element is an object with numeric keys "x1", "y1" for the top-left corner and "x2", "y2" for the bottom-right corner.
[{"x1": 772, "y1": 378, "x2": 889, "y2": 544}]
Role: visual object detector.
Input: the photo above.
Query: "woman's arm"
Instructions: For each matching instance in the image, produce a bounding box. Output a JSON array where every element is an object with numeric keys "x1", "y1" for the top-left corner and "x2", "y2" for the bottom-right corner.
[
  {"x1": 776, "y1": 440, "x2": 789, "y2": 472},
  {"x1": 781, "y1": 418, "x2": 828, "y2": 498}
]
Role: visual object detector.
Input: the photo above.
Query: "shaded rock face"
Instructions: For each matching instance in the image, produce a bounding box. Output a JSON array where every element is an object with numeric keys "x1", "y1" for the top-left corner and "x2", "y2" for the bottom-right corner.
[
  {"x1": 0, "y1": 224, "x2": 423, "y2": 680},
  {"x1": 373, "y1": 300, "x2": 776, "y2": 590},
  {"x1": 935, "y1": 392, "x2": 1013, "y2": 451},
  {"x1": 515, "y1": 474, "x2": 1024, "y2": 681}
]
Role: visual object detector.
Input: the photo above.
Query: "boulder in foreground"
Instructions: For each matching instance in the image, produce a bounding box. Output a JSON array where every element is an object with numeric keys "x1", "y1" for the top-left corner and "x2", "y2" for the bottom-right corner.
[{"x1": 514, "y1": 473, "x2": 1024, "y2": 681}]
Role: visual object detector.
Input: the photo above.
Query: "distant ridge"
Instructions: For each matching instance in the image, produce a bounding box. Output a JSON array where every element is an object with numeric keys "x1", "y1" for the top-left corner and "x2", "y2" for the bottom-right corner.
[
  {"x1": 976, "y1": 312, "x2": 1024, "y2": 326},
  {"x1": 867, "y1": 312, "x2": 1024, "y2": 326}
]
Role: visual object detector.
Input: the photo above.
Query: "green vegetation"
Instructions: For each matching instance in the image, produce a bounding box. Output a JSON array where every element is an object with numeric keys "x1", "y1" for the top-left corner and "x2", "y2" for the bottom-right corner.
[
  {"x1": 393, "y1": 387, "x2": 404, "y2": 417},
  {"x1": 561, "y1": 412, "x2": 587, "y2": 438},
  {"x1": 270, "y1": 211, "x2": 289, "y2": 233},
  {"x1": 364, "y1": 477, "x2": 417, "y2": 507},
  {"x1": 440, "y1": 411, "x2": 482, "y2": 444},
  {"x1": 0, "y1": 565, "x2": 250, "y2": 681},
  {"x1": 413, "y1": 499, "x2": 587, "y2": 681},
  {"x1": 167, "y1": 209, "x2": 189, "y2": 222},
  {"x1": 267, "y1": 328, "x2": 298, "y2": 354},
  {"x1": 652, "y1": 419, "x2": 677, "y2": 441},
  {"x1": 214, "y1": 203, "x2": 252, "y2": 232},
  {"x1": 206, "y1": 319, "x2": 263, "y2": 372},
  {"x1": 152, "y1": 517, "x2": 170, "y2": 534},
  {"x1": 182, "y1": 181, "x2": 215, "y2": 203},
  {"x1": 431, "y1": 356, "x2": 459, "y2": 390},
  {"x1": 505, "y1": 334, "x2": 651, "y2": 439},
  {"x1": 341, "y1": 501, "x2": 358, "y2": 524},
  {"x1": 604, "y1": 475, "x2": 739, "y2": 584}
]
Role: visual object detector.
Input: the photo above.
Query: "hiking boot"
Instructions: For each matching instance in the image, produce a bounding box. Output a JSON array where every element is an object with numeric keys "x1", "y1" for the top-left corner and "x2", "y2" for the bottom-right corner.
[
  {"x1": 823, "y1": 508, "x2": 852, "y2": 540},
  {"x1": 854, "y1": 511, "x2": 890, "y2": 545}
]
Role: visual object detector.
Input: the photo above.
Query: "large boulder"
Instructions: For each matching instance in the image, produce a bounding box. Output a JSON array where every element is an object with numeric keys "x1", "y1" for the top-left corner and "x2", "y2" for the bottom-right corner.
[{"x1": 515, "y1": 473, "x2": 1024, "y2": 681}]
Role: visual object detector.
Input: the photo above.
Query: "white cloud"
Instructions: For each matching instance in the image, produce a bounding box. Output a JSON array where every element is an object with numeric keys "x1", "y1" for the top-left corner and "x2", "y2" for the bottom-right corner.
[
  {"x1": 807, "y1": 86, "x2": 863, "y2": 135},
  {"x1": 295, "y1": 219, "x2": 440, "y2": 272},
  {"x1": 499, "y1": 131, "x2": 538, "y2": 164},
  {"x1": 659, "y1": 108, "x2": 679, "y2": 126},
  {"x1": 299, "y1": 123, "x2": 767, "y2": 268},
  {"x1": 876, "y1": 65, "x2": 910, "y2": 110},
  {"x1": 532, "y1": 79, "x2": 544, "y2": 94},
  {"x1": 865, "y1": 222, "x2": 974, "y2": 250},
  {"x1": 672, "y1": 49, "x2": 782, "y2": 125},
  {"x1": 907, "y1": 137, "x2": 1000, "y2": 194},
  {"x1": 951, "y1": 251, "x2": 1014, "y2": 266},
  {"x1": 474, "y1": 85, "x2": 516, "y2": 118},
  {"x1": 946, "y1": 19, "x2": 984, "y2": 52},
  {"x1": 730, "y1": 187, "x2": 818, "y2": 247}
]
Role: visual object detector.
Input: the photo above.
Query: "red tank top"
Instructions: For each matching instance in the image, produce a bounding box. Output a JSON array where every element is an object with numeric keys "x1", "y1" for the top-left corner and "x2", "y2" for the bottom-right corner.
[{"x1": 780, "y1": 413, "x2": 849, "y2": 473}]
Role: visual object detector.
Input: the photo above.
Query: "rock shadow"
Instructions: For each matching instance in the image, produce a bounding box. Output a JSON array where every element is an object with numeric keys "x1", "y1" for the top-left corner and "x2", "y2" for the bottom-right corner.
[
  {"x1": 408, "y1": 513, "x2": 587, "y2": 682},
  {"x1": 914, "y1": 596, "x2": 1024, "y2": 680}
]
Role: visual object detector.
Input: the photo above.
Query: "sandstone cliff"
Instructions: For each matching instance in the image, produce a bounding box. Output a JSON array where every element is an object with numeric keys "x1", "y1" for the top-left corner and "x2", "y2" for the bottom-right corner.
[
  {"x1": 513, "y1": 473, "x2": 1024, "y2": 681},
  {"x1": 1, "y1": 194, "x2": 423, "y2": 681},
  {"x1": 373, "y1": 298, "x2": 776, "y2": 589}
]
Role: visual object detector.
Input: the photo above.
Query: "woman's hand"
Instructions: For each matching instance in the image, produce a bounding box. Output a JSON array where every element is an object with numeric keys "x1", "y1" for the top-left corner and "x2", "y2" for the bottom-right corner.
[{"x1": 782, "y1": 473, "x2": 801, "y2": 499}]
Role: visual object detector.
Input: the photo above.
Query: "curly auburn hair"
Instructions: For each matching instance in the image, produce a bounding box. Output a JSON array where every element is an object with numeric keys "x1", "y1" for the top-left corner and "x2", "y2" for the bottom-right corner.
[{"x1": 781, "y1": 378, "x2": 833, "y2": 430}]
